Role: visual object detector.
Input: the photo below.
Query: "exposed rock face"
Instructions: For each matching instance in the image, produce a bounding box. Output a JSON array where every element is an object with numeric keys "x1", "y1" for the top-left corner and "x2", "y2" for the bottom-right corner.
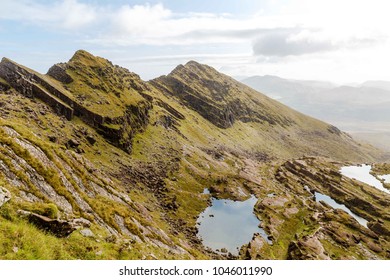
[
  {"x1": 70, "y1": 218, "x2": 92, "y2": 229},
  {"x1": 0, "y1": 78, "x2": 10, "y2": 91},
  {"x1": 288, "y1": 235, "x2": 330, "y2": 260},
  {"x1": 270, "y1": 157, "x2": 390, "y2": 259},
  {"x1": 0, "y1": 187, "x2": 11, "y2": 207},
  {"x1": 277, "y1": 158, "x2": 389, "y2": 222},
  {"x1": 368, "y1": 221, "x2": 390, "y2": 237},
  {"x1": 47, "y1": 63, "x2": 73, "y2": 84},
  {"x1": 151, "y1": 61, "x2": 294, "y2": 129},
  {"x1": 0, "y1": 56, "x2": 153, "y2": 153},
  {"x1": 0, "y1": 58, "x2": 74, "y2": 120},
  {"x1": 244, "y1": 233, "x2": 267, "y2": 259}
]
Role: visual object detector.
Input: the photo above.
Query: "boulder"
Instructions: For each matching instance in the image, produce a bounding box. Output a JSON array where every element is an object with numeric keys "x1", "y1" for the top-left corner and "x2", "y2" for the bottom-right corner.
[
  {"x1": 0, "y1": 187, "x2": 11, "y2": 207},
  {"x1": 70, "y1": 217, "x2": 92, "y2": 229},
  {"x1": 80, "y1": 228, "x2": 94, "y2": 237},
  {"x1": 17, "y1": 210, "x2": 76, "y2": 237},
  {"x1": 67, "y1": 138, "x2": 80, "y2": 148},
  {"x1": 86, "y1": 135, "x2": 96, "y2": 145},
  {"x1": 367, "y1": 241, "x2": 383, "y2": 253},
  {"x1": 48, "y1": 135, "x2": 57, "y2": 143}
]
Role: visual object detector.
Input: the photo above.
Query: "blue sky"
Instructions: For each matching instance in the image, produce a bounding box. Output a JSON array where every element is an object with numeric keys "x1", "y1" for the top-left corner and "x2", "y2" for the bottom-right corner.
[{"x1": 1, "y1": 0, "x2": 390, "y2": 83}]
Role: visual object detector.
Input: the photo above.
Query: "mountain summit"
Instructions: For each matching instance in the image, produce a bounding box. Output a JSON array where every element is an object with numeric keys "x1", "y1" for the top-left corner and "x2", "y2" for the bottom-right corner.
[{"x1": 0, "y1": 50, "x2": 389, "y2": 260}]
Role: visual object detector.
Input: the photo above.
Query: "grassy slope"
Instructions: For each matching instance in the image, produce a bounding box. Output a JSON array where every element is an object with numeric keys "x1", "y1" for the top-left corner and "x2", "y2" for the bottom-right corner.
[
  {"x1": 151, "y1": 61, "x2": 382, "y2": 162},
  {"x1": 57, "y1": 50, "x2": 147, "y2": 118},
  {"x1": 0, "y1": 90, "x2": 206, "y2": 259}
]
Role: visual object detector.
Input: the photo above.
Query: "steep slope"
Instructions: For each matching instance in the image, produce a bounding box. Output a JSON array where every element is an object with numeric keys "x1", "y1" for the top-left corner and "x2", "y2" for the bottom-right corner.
[
  {"x1": 0, "y1": 51, "x2": 389, "y2": 260},
  {"x1": 47, "y1": 50, "x2": 148, "y2": 119},
  {"x1": 151, "y1": 61, "x2": 381, "y2": 161},
  {"x1": 0, "y1": 51, "x2": 153, "y2": 153}
]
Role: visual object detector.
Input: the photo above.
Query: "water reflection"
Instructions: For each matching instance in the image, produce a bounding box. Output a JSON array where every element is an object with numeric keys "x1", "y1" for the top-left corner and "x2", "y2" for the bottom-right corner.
[
  {"x1": 314, "y1": 192, "x2": 368, "y2": 228},
  {"x1": 379, "y1": 174, "x2": 390, "y2": 184},
  {"x1": 197, "y1": 194, "x2": 268, "y2": 255},
  {"x1": 340, "y1": 164, "x2": 390, "y2": 194}
]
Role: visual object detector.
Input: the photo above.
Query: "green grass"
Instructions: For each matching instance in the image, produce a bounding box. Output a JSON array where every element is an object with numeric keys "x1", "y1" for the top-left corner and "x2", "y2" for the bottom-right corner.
[
  {"x1": 62, "y1": 50, "x2": 146, "y2": 118},
  {"x1": 0, "y1": 215, "x2": 149, "y2": 260},
  {"x1": 0, "y1": 77, "x2": 10, "y2": 87},
  {"x1": 260, "y1": 209, "x2": 311, "y2": 259}
]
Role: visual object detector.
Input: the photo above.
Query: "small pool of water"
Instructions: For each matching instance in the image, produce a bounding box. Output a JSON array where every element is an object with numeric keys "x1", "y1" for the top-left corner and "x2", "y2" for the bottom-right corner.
[
  {"x1": 197, "y1": 194, "x2": 268, "y2": 255},
  {"x1": 314, "y1": 192, "x2": 368, "y2": 228},
  {"x1": 378, "y1": 174, "x2": 390, "y2": 184},
  {"x1": 340, "y1": 164, "x2": 390, "y2": 194},
  {"x1": 202, "y1": 188, "x2": 210, "y2": 194}
]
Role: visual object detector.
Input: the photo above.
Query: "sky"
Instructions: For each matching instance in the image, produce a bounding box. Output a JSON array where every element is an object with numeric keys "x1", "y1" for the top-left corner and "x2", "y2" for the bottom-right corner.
[{"x1": 1, "y1": 0, "x2": 390, "y2": 83}]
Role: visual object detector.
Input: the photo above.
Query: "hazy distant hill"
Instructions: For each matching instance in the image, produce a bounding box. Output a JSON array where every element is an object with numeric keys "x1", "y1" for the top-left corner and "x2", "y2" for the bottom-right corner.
[
  {"x1": 241, "y1": 75, "x2": 390, "y2": 150},
  {"x1": 361, "y1": 80, "x2": 390, "y2": 91},
  {"x1": 241, "y1": 75, "x2": 333, "y2": 102}
]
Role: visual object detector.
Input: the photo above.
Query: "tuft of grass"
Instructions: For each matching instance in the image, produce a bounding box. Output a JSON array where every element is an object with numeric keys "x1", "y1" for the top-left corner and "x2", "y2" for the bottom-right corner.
[{"x1": 18, "y1": 202, "x2": 59, "y2": 219}]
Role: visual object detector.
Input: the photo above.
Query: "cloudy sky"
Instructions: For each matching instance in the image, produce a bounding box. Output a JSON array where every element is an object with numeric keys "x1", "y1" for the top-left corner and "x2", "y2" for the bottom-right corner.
[{"x1": 1, "y1": 0, "x2": 390, "y2": 83}]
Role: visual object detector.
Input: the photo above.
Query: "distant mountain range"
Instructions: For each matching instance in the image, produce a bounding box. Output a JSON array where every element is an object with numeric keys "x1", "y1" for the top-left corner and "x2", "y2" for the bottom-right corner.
[
  {"x1": 361, "y1": 80, "x2": 390, "y2": 91},
  {"x1": 241, "y1": 75, "x2": 390, "y2": 150}
]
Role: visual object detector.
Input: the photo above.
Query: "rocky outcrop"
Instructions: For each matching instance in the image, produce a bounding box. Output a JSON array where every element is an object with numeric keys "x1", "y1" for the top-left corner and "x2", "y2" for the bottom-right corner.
[
  {"x1": 0, "y1": 58, "x2": 74, "y2": 120},
  {"x1": 243, "y1": 233, "x2": 267, "y2": 259},
  {"x1": 17, "y1": 210, "x2": 76, "y2": 238},
  {"x1": 151, "y1": 61, "x2": 294, "y2": 129},
  {"x1": 368, "y1": 221, "x2": 390, "y2": 237},
  {"x1": 277, "y1": 158, "x2": 389, "y2": 220},
  {"x1": 1, "y1": 50, "x2": 388, "y2": 260},
  {"x1": 0, "y1": 57, "x2": 152, "y2": 153},
  {"x1": 0, "y1": 58, "x2": 108, "y2": 125},
  {"x1": 0, "y1": 78, "x2": 10, "y2": 91},
  {"x1": 288, "y1": 235, "x2": 330, "y2": 260},
  {"x1": 47, "y1": 63, "x2": 73, "y2": 84}
]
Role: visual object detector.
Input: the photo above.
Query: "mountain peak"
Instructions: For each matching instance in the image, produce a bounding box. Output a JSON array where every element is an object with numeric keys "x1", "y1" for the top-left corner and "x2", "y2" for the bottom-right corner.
[
  {"x1": 168, "y1": 60, "x2": 212, "y2": 78},
  {"x1": 185, "y1": 60, "x2": 202, "y2": 67},
  {"x1": 68, "y1": 49, "x2": 114, "y2": 69},
  {"x1": 70, "y1": 49, "x2": 92, "y2": 59},
  {"x1": 153, "y1": 60, "x2": 301, "y2": 129}
]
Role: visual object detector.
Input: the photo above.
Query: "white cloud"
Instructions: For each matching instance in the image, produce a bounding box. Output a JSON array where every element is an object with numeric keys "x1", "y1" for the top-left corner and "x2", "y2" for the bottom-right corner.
[
  {"x1": 97, "y1": 4, "x2": 275, "y2": 46},
  {"x1": 2, "y1": 0, "x2": 388, "y2": 51},
  {"x1": 57, "y1": 0, "x2": 97, "y2": 29},
  {"x1": 253, "y1": 30, "x2": 335, "y2": 56},
  {"x1": 0, "y1": 0, "x2": 97, "y2": 30},
  {"x1": 252, "y1": 29, "x2": 380, "y2": 57},
  {"x1": 112, "y1": 3, "x2": 172, "y2": 36},
  {"x1": 2, "y1": 0, "x2": 390, "y2": 83},
  {"x1": 0, "y1": 1, "x2": 301, "y2": 45}
]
